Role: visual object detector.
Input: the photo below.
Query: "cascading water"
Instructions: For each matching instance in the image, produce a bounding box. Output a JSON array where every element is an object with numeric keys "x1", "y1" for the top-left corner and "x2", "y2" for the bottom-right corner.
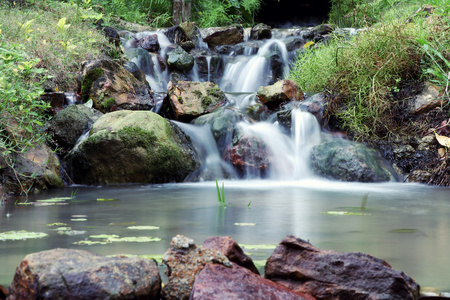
[{"x1": 122, "y1": 27, "x2": 321, "y2": 181}]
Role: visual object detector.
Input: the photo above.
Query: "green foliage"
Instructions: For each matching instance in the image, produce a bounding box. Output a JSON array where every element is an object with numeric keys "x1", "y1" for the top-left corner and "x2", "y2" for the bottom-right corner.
[{"x1": 194, "y1": 0, "x2": 263, "y2": 27}]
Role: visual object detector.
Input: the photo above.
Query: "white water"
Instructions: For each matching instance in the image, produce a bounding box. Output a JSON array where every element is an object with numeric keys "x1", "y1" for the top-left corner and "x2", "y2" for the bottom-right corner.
[{"x1": 122, "y1": 27, "x2": 321, "y2": 180}]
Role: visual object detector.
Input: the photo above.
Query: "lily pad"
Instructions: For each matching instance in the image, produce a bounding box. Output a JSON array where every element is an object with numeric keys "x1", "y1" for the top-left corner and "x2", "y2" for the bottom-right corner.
[
  {"x1": 58, "y1": 230, "x2": 86, "y2": 236},
  {"x1": 107, "y1": 236, "x2": 162, "y2": 243},
  {"x1": 239, "y1": 244, "x2": 277, "y2": 250},
  {"x1": 321, "y1": 211, "x2": 370, "y2": 216},
  {"x1": 127, "y1": 226, "x2": 160, "y2": 230},
  {"x1": 46, "y1": 222, "x2": 69, "y2": 227},
  {"x1": 0, "y1": 230, "x2": 48, "y2": 241},
  {"x1": 74, "y1": 240, "x2": 111, "y2": 245},
  {"x1": 253, "y1": 260, "x2": 267, "y2": 269},
  {"x1": 234, "y1": 223, "x2": 256, "y2": 226},
  {"x1": 90, "y1": 234, "x2": 119, "y2": 239},
  {"x1": 388, "y1": 229, "x2": 419, "y2": 233},
  {"x1": 71, "y1": 218, "x2": 87, "y2": 222},
  {"x1": 54, "y1": 227, "x2": 72, "y2": 231},
  {"x1": 97, "y1": 198, "x2": 120, "y2": 202}
]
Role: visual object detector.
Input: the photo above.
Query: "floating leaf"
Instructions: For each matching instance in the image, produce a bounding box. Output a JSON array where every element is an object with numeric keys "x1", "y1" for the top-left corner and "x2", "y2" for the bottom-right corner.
[
  {"x1": 72, "y1": 215, "x2": 87, "y2": 218},
  {"x1": 239, "y1": 244, "x2": 277, "y2": 250},
  {"x1": 54, "y1": 227, "x2": 72, "y2": 231},
  {"x1": 388, "y1": 229, "x2": 419, "y2": 233},
  {"x1": 107, "y1": 236, "x2": 162, "y2": 243},
  {"x1": 321, "y1": 211, "x2": 370, "y2": 216},
  {"x1": 0, "y1": 230, "x2": 48, "y2": 241},
  {"x1": 71, "y1": 218, "x2": 87, "y2": 222},
  {"x1": 58, "y1": 230, "x2": 86, "y2": 236},
  {"x1": 90, "y1": 234, "x2": 119, "y2": 239},
  {"x1": 127, "y1": 226, "x2": 159, "y2": 230},
  {"x1": 97, "y1": 198, "x2": 120, "y2": 202},
  {"x1": 46, "y1": 222, "x2": 68, "y2": 227},
  {"x1": 234, "y1": 223, "x2": 256, "y2": 226},
  {"x1": 74, "y1": 240, "x2": 111, "y2": 245}
]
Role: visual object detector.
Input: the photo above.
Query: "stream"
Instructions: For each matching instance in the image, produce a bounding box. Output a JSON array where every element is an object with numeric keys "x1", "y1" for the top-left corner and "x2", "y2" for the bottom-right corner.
[{"x1": 1, "y1": 26, "x2": 449, "y2": 295}]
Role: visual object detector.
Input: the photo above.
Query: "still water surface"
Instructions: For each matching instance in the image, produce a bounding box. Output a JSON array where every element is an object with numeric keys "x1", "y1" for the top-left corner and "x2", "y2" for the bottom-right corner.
[{"x1": 1, "y1": 179, "x2": 449, "y2": 292}]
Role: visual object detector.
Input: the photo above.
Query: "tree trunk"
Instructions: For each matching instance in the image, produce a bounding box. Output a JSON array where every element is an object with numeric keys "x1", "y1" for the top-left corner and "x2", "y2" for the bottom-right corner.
[
  {"x1": 182, "y1": 0, "x2": 192, "y2": 22},
  {"x1": 173, "y1": 0, "x2": 182, "y2": 25}
]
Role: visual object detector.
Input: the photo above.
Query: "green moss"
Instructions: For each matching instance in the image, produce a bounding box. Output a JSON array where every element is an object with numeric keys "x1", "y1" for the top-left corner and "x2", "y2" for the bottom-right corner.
[
  {"x1": 117, "y1": 126, "x2": 157, "y2": 149},
  {"x1": 177, "y1": 96, "x2": 184, "y2": 104},
  {"x1": 207, "y1": 87, "x2": 222, "y2": 98},
  {"x1": 202, "y1": 96, "x2": 212, "y2": 106},
  {"x1": 103, "y1": 98, "x2": 116, "y2": 109},
  {"x1": 81, "y1": 67, "x2": 103, "y2": 102},
  {"x1": 193, "y1": 90, "x2": 203, "y2": 98}
]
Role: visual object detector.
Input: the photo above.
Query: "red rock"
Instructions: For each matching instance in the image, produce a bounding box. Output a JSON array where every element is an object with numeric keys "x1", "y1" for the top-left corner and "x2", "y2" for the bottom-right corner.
[
  {"x1": 257, "y1": 80, "x2": 304, "y2": 110},
  {"x1": 191, "y1": 262, "x2": 316, "y2": 300},
  {"x1": 265, "y1": 235, "x2": 421, "y2": 300},
  {"x1": 202, "y1": 236, "x2": 259, "y2": 274}
]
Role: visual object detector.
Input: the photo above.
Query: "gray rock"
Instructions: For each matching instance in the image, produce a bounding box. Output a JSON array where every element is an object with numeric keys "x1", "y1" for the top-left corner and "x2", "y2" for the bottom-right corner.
[
  {"x1": 201, "y1": 26, "x2": 244, "y2": 48},
  {"x1": 47, "y1": 104, "x2": 103, "y2": 154},
  {"x1": 250, "y1": 23, "x2": 272, "y2": 40},
  {"x1": 167, "y1": 47, "x2": 194, "y2": 72},
  {"x1": 7, "y1": 248, "x2": 161, "y2": 300},
  {"x1": 310, "y1": 137, "x2": 393, "y2": 182}
]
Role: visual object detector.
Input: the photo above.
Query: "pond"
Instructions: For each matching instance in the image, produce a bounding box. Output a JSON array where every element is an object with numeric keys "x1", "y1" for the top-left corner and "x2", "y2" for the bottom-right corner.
[{"x1": 1, "y1": 179, "x2": 449, "y2": 294}]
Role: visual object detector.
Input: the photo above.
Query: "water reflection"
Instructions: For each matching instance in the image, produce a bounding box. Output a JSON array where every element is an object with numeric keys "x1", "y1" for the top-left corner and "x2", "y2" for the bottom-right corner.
[{"x1": 1, "y1": 180, "x2": 449, "y2": 293}]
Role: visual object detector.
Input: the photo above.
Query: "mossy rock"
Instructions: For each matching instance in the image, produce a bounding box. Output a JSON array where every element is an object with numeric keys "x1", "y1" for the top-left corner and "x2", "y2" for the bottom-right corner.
[
  {"x1": 65, "y1": 110, "x2": 200, "y2": 184},
  {"x1": 78, "y1": 59, "x2": 154, "y2": 113},
  {"x1": 310, "y1": 137, "x2": 393, "y2": 182}
]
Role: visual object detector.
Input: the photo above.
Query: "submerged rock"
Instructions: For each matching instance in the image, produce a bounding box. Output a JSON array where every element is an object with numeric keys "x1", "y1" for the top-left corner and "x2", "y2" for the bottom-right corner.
[
  {"x1": 78, "y1": 59, "x2": 154, "y2": 113},
  {"x1": 201, "y1": 25, "x2": 244, "y2": 47},
  {"x1": 310, "y1": 137, "x2": 393, "y2": 182},
  {"x1": 257, "y1": 79, "x2": 304, "y2": 110},
  {"x1": 47, "y1": 104, "x2": 103, "y2": 155},
  {"x1": 164, "y1": 81, "x2": 227, "y2": 122},
  {"x1": 191, "y1": 262, "x2": 316, "y2": 300},
  {"x1": 265, "y1": 235, "x2": 420, "y2": 300},
  {"x1": 162, "y1": 235, "x2": 232, "y2": 300},
  {"x1": 65, "y1": 110, "x2": 200, "y2": 184},
  {"x1": 7, "y1": 248, "x2": 161, "y2": 300}
]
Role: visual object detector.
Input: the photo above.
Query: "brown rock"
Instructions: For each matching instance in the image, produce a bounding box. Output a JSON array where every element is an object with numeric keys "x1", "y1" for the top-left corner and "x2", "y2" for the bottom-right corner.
[
  {"x1": 265, "y1": 235, "x2": 420, "y2": 300},
  {"x1": 165, "y1": 81, "x2": 227, "y2": 122},
  {"x1": 224, "y1": 135, "x2": 271, "y2": 178},
  {"x1": 7, "y1": 248, "x2": 161, "y2": 300},
  {"x1": 410, "y1": 82, "x2": 446, "y2": 115},
  {"x1": 257, "y1": 80, "x2": 304, "y2": 110},
  {"x1": 79, "y1": 59, "x2": 154, "y2": 113},
  {"x1": 201, "y1": 26, "x2": 244, "y2": 47},
  {"x1": 191, "y1": 262, "x2": 316, "y2": 300},
  {"x1": 162, "y1": 235, "x2": 232, "y2": 300},
  {"x1": 202, "y1": 236, "x2": 259, "y2": 274},
  {"x1": 0, "y1": 285, "x2": 7, "y2": 300}
]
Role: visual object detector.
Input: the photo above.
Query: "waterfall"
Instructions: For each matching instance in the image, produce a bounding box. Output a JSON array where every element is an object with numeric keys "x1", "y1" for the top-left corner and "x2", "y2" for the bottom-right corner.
[{"x1": 122, "y1": 27, "x2": 322, "y2": 181}]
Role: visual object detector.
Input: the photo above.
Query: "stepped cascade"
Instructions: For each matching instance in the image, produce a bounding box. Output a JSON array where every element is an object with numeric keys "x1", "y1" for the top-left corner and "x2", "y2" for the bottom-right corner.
[{"x1": 123, "y1": 27, "x2": 323, "y2": 180}]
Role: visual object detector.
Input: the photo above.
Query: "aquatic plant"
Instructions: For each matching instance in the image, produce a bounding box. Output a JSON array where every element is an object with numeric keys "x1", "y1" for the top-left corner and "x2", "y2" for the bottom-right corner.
[{"x1": 215, "y1": 179, "x2": 225, "y2": 206}]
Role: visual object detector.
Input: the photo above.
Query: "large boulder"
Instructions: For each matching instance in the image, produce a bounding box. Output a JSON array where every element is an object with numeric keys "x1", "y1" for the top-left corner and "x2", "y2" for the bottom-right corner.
[
  {"x1": 167, "y1": 47, "x2": 194, "y2": 72},
  {"x1": 202, "y1": 236, "x2": 259, "y2": 275},
  {"x1": 47, "y1": 104, "x2": 103, "y2": 155},
  {"x1": 7, "y1": 248, "x2": 161, "y2": 300},
  {"x1": 191, "y1": 263, "x2": 316, "y2": 300},
  {"x1": 201, "y1": 26, "x2": 244, "y2": 48},
  {"x1": 65, "y1": 110, "x2": 200, "y2": 184},
  {"x1": 265, "y1": 236, "x2": 420, "y2": 300},
  {"x1": 310, "y1": 137, "x2": 393, "y2": 182},
  {"x1": 257, "y1": 80, "x2": 304, "y2": 110},
  {"x1": 162, "y1": 235, "x2": 232, "y2": 300},
  {"x1": 79, "y1": 59, "x2": 154, "y2": 113},
  {"x1": 165, "y1": 81, "x2": 227, "y2": 122}
]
